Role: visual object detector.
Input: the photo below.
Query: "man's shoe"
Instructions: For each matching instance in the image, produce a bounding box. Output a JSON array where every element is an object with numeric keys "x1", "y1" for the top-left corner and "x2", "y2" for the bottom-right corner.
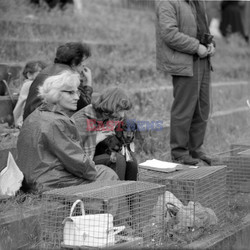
[
  {"x1": 191, "y1": 151, "x2": 212, "y2": 166},
  {"x1": 172, "y1": 155, "x2": 200, "y2": 165}
]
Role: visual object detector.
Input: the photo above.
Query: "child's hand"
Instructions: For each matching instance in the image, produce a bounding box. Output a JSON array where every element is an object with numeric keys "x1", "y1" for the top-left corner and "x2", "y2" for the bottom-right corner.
[{"x1": 110, "y1": 152, "x2": 117, "y2": 163}]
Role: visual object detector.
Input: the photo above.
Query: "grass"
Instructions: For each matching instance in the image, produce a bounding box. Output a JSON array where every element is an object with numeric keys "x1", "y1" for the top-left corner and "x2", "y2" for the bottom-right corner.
[
  {"x1": 0, "y1": 0, "x2": 250, "y2": 161},
  {"x1": 0, "y1": 2, "x2": 250, "y2": 248},
  {"x1": 0, "y1": 0, "x2": 249, "y2": 89}
]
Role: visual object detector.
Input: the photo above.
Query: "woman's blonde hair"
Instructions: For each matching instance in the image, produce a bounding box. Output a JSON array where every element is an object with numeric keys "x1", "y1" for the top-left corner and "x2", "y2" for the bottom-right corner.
[
  {"x1": 92, "y1": 87, "x2": 132, "y2": 115},
  {"x1": 38, "y1": 70, "x2": 80, "y2": 104}
]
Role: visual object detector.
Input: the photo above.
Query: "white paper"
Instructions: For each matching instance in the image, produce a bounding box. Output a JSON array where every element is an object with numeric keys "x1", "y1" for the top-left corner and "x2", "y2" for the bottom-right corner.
[{"x1": 139, "y1": 159, "x2": 182, "y2": 172}]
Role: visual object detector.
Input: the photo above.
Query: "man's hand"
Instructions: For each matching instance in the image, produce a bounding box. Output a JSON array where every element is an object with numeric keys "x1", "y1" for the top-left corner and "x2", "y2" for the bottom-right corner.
[
  {"x1": 197, "y1": 44, "x2": 208, "y2": 58},
  {"x1": 207, "y1": 43, "x2": 216, "y2": 57},
  {"x1": 81, "y1": 66, "x2": 92, "y2": 86}
]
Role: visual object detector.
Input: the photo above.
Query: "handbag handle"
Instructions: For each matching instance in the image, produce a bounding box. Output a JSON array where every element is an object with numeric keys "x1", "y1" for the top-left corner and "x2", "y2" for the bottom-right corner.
[
  {"x1": 112, "y1": 226, "x2": 125, "y2": 235},
  {"x1": 70, "y1": 199, "x2": 85, "y2": 217},
  {"x1": 2, "y1": 80, "x2": 15, "y2": 105}
]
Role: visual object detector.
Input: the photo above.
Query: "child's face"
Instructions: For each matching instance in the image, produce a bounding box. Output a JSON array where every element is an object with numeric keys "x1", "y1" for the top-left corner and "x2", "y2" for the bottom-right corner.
[
  {"x1": 111, "y1": 110, "x2": 125, "y2": 120},
  {"x1": 27, "y1": 67, "x2": 42, "y2": 80},
  {"x1": 74, "y1": 56, "x2": 89, "y2": 73}
]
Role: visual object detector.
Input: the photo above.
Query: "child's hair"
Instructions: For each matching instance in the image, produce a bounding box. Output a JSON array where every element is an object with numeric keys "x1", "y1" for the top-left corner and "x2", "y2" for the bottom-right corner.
[
  {"x1": 38, "y1": 70, "x2": 80, "y2": 104},
  {"x1": 92, "y1": 87, "x2": 132, "y2": 115},
  {"x1": 22, "y1": 60, "x2": 47, "y2": 79}
]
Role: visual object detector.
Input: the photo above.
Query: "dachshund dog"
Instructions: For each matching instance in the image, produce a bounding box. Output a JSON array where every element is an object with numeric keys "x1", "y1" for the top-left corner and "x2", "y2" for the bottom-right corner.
[{"x1": 94, "y1": 119, "x2": 139, "y2": 162}]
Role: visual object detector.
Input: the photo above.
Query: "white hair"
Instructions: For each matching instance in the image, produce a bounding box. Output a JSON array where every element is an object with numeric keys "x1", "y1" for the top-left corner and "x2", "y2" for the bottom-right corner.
[{"x1": 38, "y1": 70, "x2": 80, "y2": 104}]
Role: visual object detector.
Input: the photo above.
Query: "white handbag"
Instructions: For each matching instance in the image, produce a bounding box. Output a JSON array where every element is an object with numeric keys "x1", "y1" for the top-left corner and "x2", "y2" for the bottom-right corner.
[{"x1": 62, "y1": 199, "x2": 125, "y2": 247}]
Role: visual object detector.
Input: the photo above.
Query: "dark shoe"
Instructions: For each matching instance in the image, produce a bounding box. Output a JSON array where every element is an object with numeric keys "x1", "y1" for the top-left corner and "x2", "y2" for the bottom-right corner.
[
  {"x1": 172, "y1": 155, "x2": 199, "y2": 165},
  {"x1": 191, "y1": 151, "x2": 212, "y2": 166}
]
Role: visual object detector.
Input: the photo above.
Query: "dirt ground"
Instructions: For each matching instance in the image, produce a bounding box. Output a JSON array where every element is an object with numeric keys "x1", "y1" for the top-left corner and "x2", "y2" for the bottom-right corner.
[{"x1": 0, "y1": 123, "x2": 18, "y2": 146}]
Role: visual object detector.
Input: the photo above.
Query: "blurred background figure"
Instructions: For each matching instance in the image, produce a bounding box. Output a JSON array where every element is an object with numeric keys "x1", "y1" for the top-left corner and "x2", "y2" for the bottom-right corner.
[
  {"x1": 206, "y1": 1, "x2": 222, "y2": 38},
  {"x1": 13, "y1": 60, "x2": 47, "y2": 128},
  {"x1": 219, "y1": 0, "x2": 248, "y2": 42},
  {"x1": 242, "y1": 1, "x2": 250, "y2": 42}
]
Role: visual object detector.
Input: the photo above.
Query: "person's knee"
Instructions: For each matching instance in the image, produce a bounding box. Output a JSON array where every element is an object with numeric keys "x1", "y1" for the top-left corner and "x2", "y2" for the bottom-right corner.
[
  {"x1": 116, "y1": 153, "x2": 126, "y2": 165},
  {"x1": 95, "y1": 164, "x2": 119, "y2": 180},
  {"x1": 114, "y1": 153, "x2": 126, "y2": 180},
  {"x1": 125, "y1": 160, "x2": 138, "y2": 181}
]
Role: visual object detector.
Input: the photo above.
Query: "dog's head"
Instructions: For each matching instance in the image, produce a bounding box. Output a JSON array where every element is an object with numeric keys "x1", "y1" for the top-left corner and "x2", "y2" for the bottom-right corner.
[{"x1": 115, "y1": 119, "x2": 138, "y2": 144}]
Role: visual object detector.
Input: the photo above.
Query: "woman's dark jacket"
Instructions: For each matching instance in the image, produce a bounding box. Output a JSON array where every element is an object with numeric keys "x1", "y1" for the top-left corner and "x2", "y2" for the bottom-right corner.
[{"x1": 17, "y1": 103, "x2": 97, "y2": 193}]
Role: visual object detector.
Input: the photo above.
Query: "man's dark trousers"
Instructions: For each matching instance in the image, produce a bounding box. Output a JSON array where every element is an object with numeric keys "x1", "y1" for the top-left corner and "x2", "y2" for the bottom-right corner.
[{"x1": 170, "y1": 56, "x2": 211, "y2": 160}]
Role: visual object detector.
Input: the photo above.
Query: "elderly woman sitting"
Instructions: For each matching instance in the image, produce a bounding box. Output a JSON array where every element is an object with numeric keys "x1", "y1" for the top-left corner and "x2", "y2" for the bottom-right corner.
[{"x1": 17, "y1": 71, "x2": 118, "y2": 193}]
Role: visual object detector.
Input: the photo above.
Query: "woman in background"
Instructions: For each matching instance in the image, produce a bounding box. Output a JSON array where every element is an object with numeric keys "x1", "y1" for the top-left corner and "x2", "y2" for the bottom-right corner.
[{"x1": 23, "y1": 42, "x2": 93, "y2": 120}]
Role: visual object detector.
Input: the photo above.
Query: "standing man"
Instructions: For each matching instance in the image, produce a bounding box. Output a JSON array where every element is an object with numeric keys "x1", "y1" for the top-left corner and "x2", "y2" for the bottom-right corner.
[{"x1": 155, "y1": 0, "x2": 215, "y2": 165}]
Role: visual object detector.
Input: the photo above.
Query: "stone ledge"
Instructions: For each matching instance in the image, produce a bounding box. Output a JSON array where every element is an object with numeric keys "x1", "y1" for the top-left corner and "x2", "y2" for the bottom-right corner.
[
  {"x1": 185, "y1": 213, "x2": 250, "y2": 250},
  {"x1": 0, "y1": 38, "x2": 117, "y2": 61}
]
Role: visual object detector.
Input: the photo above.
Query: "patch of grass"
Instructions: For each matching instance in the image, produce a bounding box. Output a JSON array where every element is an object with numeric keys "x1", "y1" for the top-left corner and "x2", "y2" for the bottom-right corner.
[
  {"x1": 1, "y1": 0, "x2": 249, "y2": 89},
  {"x1": 0, "y1": 192, "x2": 41, "y2": 213}
]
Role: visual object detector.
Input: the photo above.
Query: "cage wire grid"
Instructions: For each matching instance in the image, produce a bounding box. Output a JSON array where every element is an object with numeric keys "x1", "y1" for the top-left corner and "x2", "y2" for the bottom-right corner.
[
  {"x1": 38, "y1": 181, "x2": 166, "y2": 249},
  {"x1": 212, "y1": 143, "x2": 250, "y2": 194},
  {"x1": 138, "y1": 165, "x2": 227, "y2": 236}
]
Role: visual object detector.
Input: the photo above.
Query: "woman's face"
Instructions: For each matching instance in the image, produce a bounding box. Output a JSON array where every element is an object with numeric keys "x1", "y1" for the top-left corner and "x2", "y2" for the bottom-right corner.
[
  {"x1": 111, "y1": 110, "x2": 125, "y2": 120},
  {"x1": 57, "y1": 86, "x2": 80, "y2": 113},
  {"x1": 72, "y1": 56, "x2": 89, "y2": 73}
]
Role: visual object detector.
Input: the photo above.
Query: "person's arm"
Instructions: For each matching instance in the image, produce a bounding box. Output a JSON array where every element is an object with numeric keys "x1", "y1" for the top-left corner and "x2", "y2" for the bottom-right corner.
[
  {"x1": 13, "y1": 81, "x2": 32, "y2": 127},
  {"x1": 46, "y1": 119, "x2": 97, "y2": 181},
  {"x1": 157, "y1": 1, "x2": 200, "y2": 54},
  {"x1": 73, "y1": 110, "x2": 98, "y2": 160},
  {"x1": 77, "y1": 67, "x2": 93, "y2": 110},
  {"x1": 23, "y1": 73, "x2": 47, "y2": 120}
]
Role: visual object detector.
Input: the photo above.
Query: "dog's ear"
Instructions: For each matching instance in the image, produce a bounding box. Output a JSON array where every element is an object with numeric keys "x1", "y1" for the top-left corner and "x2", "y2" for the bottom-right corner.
[
  {"x1": 115, "y1": 121, "x2": 124, "y2": 139},
  {"x1": 135, "y1": 129, "x2": 143, "y2": 141},
  {"x1": 124, "y1": 119, "x2": 137, "y2": 132},
  {"x1": 130, "y1": 120, "x2": 143, "y2": 142}
]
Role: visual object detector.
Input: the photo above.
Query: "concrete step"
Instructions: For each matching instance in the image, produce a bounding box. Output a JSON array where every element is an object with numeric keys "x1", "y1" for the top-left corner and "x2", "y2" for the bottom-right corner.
[
  {"x1": 0, "y1": 59, "x2": 161, "y2": 85},
  {"x1": 185, "y1": 213, "x2": 250, "y2": 250},
  {"x1": 135, "y1": 105, "x2": 250, "y2": 162},
  {"x1": 127, "y1": 81, "x2": 250, "y2": 121},
  {"x1": 0, "y1": 17, "x2": 115, "y2": 41},
  {"x1": 0, "y1": 18, "x2": 79, "y2": 39},
  {"x1": 0, "y1": 38, "x2": 118, "y2": 62},
  {"x1": 80, "y1": 0, "x2": 155, "y2": 11},
  {"x1": 1, "y1": 105, "x2": 249, "y2": 168}
]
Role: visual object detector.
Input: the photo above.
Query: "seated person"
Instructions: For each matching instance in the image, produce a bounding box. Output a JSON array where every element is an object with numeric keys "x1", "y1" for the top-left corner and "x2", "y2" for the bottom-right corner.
[
  {"x1": 220, "y1": 0, "x2": 248, "y2": 42},
  {"x1": 13, "y1": 60, "x2": 47, "y2": 128},
  {"x1": 17, "y1": 71, "x2": 118, "y2": 194},
  {"x1": 94, "y1": 118, "x2": 139, "y2": 164},
  {"x1": 23, "y1": 42, "x2": 93, "y2": 120},
  {"x1": 72, "y1": 87, "x2": 138, "y2": 181}
]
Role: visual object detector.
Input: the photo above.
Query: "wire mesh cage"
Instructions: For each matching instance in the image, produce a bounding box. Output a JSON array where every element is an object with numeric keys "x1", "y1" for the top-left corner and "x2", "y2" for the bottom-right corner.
[
  {"x1": 212, "y1": 143, "x2": 250, "y2": 194},
  {"x1": 138, "y1": 165, "x2": 227, "y2": 239},
  {"x1": 38, "y1": 181, "x2": 165, "y2": 249}
]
